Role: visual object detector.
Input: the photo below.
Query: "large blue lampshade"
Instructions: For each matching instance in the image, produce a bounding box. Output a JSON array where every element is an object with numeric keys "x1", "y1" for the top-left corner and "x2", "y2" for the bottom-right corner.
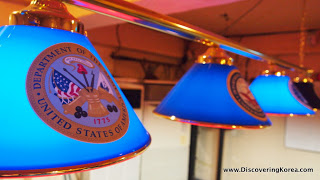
[
  {"x1": 154, "y1": 47, "x2": 272, "y2": 129},
  {"x1": 0, "y1": 0, "x2": 150, "y2": 178},
  {"x1": 249, "y1": 74, "x2": 315, "y2": 116}
]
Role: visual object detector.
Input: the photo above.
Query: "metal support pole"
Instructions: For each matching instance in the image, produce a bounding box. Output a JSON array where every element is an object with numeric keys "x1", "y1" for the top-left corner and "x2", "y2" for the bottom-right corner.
[
  {"x1": 63, "y1": 0, "x2": 310, "y2": 72},
  {"x1": 216, "y1": 129, "x2": 225, "y2": 180},
  {"x1": 188, "y1": 125, "x2": 198, "y2": 180}
]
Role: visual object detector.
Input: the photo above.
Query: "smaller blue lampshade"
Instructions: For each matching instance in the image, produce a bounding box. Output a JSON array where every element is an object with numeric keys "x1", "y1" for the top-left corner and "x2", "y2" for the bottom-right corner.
[
  {"x1": 294, "y1": 81, "x2": 320, "y2": 109},
  {"x1": 154, "y1": 62, "x2": 272, "y2": 129},
  {"x1": 249, "y1": 74, "x2": 315, "y2": 116}
]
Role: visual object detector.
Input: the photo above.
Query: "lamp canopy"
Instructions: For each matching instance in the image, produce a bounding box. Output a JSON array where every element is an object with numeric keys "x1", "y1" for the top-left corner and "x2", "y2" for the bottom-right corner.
[
  {"x1": 154, "y1": 47, "x2": 272, "y2": 129},
  {"x1": 0, "y1": 0, "x2": 150, "y2": 178},
  {"x1": 249, "y1": 73, "x2": 315, "y2": 116}
]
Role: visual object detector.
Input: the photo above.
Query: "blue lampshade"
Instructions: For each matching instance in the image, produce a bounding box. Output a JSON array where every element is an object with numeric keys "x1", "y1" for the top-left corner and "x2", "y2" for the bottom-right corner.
[
  {"x1": 294, "y1": 76, "x2": 320, "y2": 109},
  {"x1": 154, "y1": 47, "x2": 271, "y2": 129},
  {"x1": 0, "y1": 1, "x2": 150, "y2": 177},
  {"x1": 0, "y1": 24, "x2": 151, "y2": 178},
  {"x1": 249, "y1": 74, "x2": 315, "y2": 116}
]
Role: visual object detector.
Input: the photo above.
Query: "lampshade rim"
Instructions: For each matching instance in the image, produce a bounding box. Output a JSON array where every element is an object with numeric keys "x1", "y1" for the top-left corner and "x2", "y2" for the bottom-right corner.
[
  {"x1": 266, "y1": 113, "x2": 315, "y2": 117},
  {"x1": 0, "y1": 135, "x2": 151, "y2": 178},
  {"x1": 153, "y1": 112, "x2": 271, "y2": 129}
]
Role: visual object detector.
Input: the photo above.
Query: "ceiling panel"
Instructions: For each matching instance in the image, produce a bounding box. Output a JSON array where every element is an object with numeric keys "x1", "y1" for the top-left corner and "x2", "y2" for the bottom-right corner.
[{"x1": 170, "y1": 0, "x2": 320, "y2": 36}]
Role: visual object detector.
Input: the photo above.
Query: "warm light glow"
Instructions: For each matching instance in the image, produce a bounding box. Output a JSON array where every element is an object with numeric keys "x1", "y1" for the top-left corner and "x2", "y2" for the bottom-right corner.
[
  {"x1": 303, "y1": 78, "x2": 308, "y2": 83},
  {"x1": 170, "y1": 116, "x2": 176, "y2": 120},
  {"x1": 206, "y1": 42, "x2": 214, "y2": 46},
  {"x1": 221, "y1": 59, "x2": 226, "y2": 64},
  {"x1": 290, "y1": 113, "x2": 294, "y2": 117},
  {"x1": 313, "y1": 108, "x2": 318, "y2": 112},
  {"x1": 275, "y1": 71, "x2": 282, "y2": 76},
  {"x1": 232, "y1": 125, "x2": 236, "y2": 128},
  {"x1": 263, "y1": 70, "x2": 270, "y2": 76}
]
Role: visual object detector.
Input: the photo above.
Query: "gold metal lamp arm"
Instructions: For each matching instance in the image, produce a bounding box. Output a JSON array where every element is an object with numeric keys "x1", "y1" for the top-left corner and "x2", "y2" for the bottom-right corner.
[{"x1": 62, "y1": 0, "x2": 310, "y2": 72}]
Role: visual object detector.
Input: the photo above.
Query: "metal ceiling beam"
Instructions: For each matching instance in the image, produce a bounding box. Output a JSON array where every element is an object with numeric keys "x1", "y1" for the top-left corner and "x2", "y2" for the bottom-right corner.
[{"x1": 63, "y1": 0, "x2": 309, "y2": 72}]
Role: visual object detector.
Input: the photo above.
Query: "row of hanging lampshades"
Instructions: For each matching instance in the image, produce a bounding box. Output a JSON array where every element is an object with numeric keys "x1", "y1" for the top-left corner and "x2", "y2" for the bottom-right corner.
[{"x1": 1, "y1": 0, "x2": 319, "y2": 178}]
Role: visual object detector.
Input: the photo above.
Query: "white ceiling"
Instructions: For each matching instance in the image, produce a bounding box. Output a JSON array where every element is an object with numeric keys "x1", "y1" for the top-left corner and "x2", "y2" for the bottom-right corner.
[
  {"x1": 68, "y1": 0, "x2": 244, "y2": 30},
  {"x1": 171, "y1": 0, "x2": 320, "y2": 36}
]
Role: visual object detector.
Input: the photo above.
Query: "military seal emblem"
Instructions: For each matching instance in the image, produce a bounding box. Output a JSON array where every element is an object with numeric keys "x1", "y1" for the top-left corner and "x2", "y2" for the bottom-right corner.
[
  {"x1": 26, "y1": 43, "x2": 129, "y2": 143},
  {"x1": 227, "y1": 69, "x2": 267, "y2": 121}
]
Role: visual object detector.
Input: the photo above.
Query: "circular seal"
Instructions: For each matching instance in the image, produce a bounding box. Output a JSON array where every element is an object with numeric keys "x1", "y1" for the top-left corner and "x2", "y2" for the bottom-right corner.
[
  {"x1": 227, "y1": 69, "x2": 267, "y2": 121},
  {"x1": 26, "y1": 43, "x2": 129, "y2": 143}
]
